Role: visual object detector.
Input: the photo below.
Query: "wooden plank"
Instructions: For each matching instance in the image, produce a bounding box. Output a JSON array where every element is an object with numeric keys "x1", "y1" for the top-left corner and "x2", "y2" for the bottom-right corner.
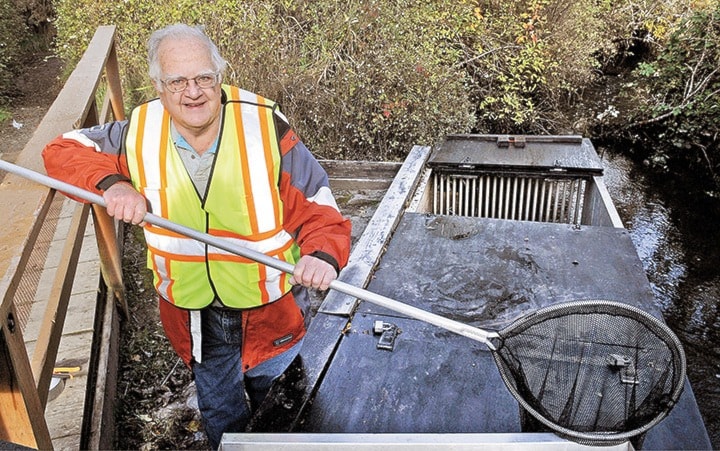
[
  {"x1": 319, "y1": 160, "x2": 402, "y2": 180},
  {"x1": 41, "y1": 261, "x2": 99, "y2": 448},
  {"x1": 319, "y1": 146, "x2": 431, "y2": 315},
  {"x1": 91, "y1": 206, "x2": 127, "y2": 317},
  {"x1": 84, "y1": 285, "x2": 120, "y2": 450},
  {"x1": 321, "y1": 160, "x2": 401, "y2": 191},
  {"x1": 104, "y1": 41, "x2": 126, "y2": 121},
  {"x1": 0, "y1": 312, "x2": 52, "y2": 449},
  {"x1": 0, "y1": 331, "x2": 36, "y2": 447},
  {"x1": 21, "y1": 201, "x2": 96, "y2": 341},
  {"x1": 328, "y1": 178, "x2": 394, "y2": 191},
  {"x1": 32, "y1": 204, "x2": 89, "y2": 407}
]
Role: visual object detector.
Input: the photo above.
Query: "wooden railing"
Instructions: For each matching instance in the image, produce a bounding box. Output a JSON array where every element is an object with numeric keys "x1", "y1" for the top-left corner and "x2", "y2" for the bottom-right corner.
[{"x1": 0, "y1": 26, "x2": 125, "y2": 449}]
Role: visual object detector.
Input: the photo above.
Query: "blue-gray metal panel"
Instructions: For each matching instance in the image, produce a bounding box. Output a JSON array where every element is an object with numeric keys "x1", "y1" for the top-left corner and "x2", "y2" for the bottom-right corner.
[
  {"x1": 251, "y1": 214, "x2": 710, "y2": 450},
  {"x1": 359, "y1": 214, "x2": 658, "y2": 327},
  {"x1": 428, "y1": 134, "x2": 603, "y2": 174},
  {"x1": 296, "y1": 313, "x2": 520, "y2": 434}
]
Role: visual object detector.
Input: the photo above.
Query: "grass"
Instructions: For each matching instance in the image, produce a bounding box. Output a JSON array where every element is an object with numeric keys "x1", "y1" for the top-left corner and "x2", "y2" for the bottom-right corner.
[{"x1": 0, "y1": 107, "x2": 10, "y2": 123}]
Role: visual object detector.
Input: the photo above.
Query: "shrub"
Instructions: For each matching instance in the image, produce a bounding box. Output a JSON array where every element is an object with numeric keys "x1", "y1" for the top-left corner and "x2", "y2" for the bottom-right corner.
[
  {"x1": 0, "y1": 0, "x2": 32, "y2": 107},
  {"x1": 460, "y1": 0, "x2": 613, "y2": 133},
  {"x1": 54, "y1": 0, "x2": 475, "y2": 160},
  {"x1": 54, "y1": 0, "x2": 707, "y2": 160},
  {"x1": 621, "y1": 2, "x2": 720, "y2": 186}
]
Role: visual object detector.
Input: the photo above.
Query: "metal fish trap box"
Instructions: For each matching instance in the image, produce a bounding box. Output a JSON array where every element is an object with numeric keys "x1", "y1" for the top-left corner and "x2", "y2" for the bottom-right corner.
[
  {"x1": 231, "y1": 135, "x2": 711, "y2": 451},
  {"x1": 412, "y1": 134, "x2": 618, "y2": 227}
]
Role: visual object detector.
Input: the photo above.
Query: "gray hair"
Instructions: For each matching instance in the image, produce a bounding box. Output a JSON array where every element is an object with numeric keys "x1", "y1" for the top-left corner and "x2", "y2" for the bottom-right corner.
[{"x1": 147, "y1": 24, "x2": 227, "y2": 87}]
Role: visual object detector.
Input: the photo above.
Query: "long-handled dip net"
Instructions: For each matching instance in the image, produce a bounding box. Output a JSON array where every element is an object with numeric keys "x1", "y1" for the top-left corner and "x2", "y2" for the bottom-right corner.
[
  {"x1": 0, "y1": 159, "x2": 687, "y2": 446},
  {"x1": 490, "y1": 299, "x2": 686, "y2": 445}
]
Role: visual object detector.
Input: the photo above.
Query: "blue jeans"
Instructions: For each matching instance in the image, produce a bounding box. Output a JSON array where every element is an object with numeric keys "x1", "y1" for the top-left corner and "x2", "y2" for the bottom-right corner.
[{"x1": 192, "y1": 306, "x2": 303, "y2": 449}]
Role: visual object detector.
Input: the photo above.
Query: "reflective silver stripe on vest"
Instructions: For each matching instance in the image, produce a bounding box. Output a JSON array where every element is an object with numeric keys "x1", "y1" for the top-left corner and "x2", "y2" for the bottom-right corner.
[
  {"x1": 190, "y1": 310, "x2": 202, "y2": 363},
  {"x1": 237, "y1": 89, "x2": 280, "y2": 232},
  {"x1": 151, "y1": 253, "x2": 172, "y2": 301},
  {"x1": 144, "y1": 228, "x2": 295, "y2": 258}
]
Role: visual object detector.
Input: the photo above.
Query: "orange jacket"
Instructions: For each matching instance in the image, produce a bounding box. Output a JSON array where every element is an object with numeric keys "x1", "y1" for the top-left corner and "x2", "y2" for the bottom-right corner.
[{"x1": 42, "y1": 101, "x2": 351, "y2": 370}]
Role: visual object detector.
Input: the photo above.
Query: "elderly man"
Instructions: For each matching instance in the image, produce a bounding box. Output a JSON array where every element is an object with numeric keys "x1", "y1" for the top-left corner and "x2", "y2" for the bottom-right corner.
[{"x1": 43, "y1": 23, "x2": 351, "y2": 448}]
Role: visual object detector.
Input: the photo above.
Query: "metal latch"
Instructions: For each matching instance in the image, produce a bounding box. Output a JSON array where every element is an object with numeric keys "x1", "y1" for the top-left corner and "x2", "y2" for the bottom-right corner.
[
  {"x1": 607, "y1": 353, "x2": 639, "y2": 385},
  {"x1": 549, "y1": 159, "x2": 567, "y2": 173},
  {"x1": 497, "y1": 135, "x2": 526, "y2": 148},
  {"x1": 373, "y1": 320, "x2": 400, "y2": 351}
]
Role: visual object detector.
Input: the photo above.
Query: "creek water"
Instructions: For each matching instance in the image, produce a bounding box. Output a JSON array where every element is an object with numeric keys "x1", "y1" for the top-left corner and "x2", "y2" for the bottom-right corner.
[{"x1": 600, "y1": 148, "x2": 720, "y2": 448}]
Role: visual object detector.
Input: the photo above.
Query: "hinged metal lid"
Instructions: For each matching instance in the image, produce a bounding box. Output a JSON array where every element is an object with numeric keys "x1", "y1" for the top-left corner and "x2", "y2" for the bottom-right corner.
[{"x1": 428, "y1": 134, "x2": 604, "y2": 175}]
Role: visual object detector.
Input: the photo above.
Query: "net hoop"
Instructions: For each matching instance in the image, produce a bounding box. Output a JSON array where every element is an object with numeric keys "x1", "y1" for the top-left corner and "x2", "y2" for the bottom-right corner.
[{"x1": 492, "y1": 299, "x2": 687, "y2": 445}]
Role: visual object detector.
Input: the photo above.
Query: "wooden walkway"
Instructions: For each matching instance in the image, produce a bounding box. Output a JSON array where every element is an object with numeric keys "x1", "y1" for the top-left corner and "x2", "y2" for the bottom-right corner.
[
  {"x1": 19, "y1": 196, "x2": 100, "y2": 450},
  {"x1": 0, "y1": 26, "x2": 124, "y2": 449}
]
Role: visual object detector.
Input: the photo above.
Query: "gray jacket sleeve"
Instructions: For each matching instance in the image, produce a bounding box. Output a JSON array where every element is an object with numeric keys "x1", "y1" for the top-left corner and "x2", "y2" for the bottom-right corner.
[{"x1": 66, "y1": 120, "x2": 129, "y2": 156}]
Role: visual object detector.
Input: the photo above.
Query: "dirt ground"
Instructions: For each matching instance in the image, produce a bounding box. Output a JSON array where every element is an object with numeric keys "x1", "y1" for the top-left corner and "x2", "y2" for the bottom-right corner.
[
  {"x1": 115, "y1": 226, "x2": 207, "y2": 450},
  {"x1": 0, "y1": 52, "x2": 63, "y2": 162}
]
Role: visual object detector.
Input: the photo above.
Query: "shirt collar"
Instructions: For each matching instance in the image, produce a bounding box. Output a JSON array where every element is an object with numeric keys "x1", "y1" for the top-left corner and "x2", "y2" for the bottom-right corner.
[{"x1": 170, "y1": 114, "x2": 222, "y2": 155}]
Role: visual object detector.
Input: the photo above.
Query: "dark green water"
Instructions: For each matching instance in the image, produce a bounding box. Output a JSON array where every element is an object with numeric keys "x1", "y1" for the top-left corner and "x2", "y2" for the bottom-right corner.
[{"x1": 601, "y1": 149, "x2": 720, "y2": 448}]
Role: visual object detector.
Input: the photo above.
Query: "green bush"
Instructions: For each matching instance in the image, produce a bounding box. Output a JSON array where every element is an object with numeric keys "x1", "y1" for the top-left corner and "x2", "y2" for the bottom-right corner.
[
  {"x1": 454, "y1": 0, "x2": 611, "y2": 132},
  {"x1": 461, "y1": 0, "x2": 699, "y2": 134},
  {"x1": 619, "y1": 2, "x2": 720, "y2": 186},
  {"x1": 0, "y1": 0, "x2": 32, "y2": 108},
  {"x1": 54, "y1": 0, "x2": 708, "y2": 160},
  {"x1": 54, "y1": 0, "x2": 476, "y2": 160}
]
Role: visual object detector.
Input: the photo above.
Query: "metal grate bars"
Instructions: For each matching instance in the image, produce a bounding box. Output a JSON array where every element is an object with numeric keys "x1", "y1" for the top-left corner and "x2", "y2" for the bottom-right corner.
[{"x1": 432, "y1": 172, "x2": 587, "y2": 225}]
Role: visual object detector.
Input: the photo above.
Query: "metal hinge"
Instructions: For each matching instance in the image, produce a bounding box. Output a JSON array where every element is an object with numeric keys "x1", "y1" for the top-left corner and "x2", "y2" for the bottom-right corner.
[
  {"x1": 607, "y1": 353, "x2": 639, "y2": 385},
  {"x1": 373, "y1": 320, "x2": 400, "y2": 351}
]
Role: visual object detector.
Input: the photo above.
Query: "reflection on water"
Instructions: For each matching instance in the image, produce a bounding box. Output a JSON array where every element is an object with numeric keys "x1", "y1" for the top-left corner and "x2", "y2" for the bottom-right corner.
[
  {"x1": 602, "y1": 153, "x2": 688, "y2": 310},
  {"x1": 600, "y1": 149, "x2": 719, "y2": 447}
]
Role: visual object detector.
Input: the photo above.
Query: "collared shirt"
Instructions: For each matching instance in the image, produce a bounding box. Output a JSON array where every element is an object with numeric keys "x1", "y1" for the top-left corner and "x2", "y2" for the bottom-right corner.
[{"x1": 170, "y1": 123, "x2": 219, "y2": 195}]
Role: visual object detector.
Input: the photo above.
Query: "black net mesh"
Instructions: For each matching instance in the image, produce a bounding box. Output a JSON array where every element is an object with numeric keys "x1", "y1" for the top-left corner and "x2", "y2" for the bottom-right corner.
[{"x1": 492, "y1": 300, "x2": 686, "y2": 444}]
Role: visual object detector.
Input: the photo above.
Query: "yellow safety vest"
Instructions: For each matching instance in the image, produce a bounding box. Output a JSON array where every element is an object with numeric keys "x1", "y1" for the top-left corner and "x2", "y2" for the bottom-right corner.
[{"x1": 125, "y1": 85, "x2": 300, "y2": 309}]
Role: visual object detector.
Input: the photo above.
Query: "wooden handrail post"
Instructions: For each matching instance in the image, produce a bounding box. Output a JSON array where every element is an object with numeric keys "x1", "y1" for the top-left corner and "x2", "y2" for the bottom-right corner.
[
  {"x1": 1, "y1": 306, "x2": 53, "y2": 449},
  {"x1": 105, "y1": 39, "x2": 126, "y2": 121}
]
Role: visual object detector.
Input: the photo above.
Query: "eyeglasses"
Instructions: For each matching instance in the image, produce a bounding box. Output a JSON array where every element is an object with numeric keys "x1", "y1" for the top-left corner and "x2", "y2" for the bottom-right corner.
[{"x1": 161, "y1": 72, "x2": 220, "y2": 93}]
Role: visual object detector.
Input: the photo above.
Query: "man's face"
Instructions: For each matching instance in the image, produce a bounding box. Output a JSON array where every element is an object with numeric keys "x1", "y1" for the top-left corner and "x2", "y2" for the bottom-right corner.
[{"x1": 155, "y1": 37, "x2": 222, "y2": 137}]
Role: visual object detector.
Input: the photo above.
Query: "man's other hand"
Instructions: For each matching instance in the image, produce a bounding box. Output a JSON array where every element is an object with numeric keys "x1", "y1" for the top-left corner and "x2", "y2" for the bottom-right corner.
[
  {"x1": 103, "y1": 182, "x2": 147, "y2": 226},
  {"x1": 290, "y1": 255, "x2": 336, "y2": 291}
]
